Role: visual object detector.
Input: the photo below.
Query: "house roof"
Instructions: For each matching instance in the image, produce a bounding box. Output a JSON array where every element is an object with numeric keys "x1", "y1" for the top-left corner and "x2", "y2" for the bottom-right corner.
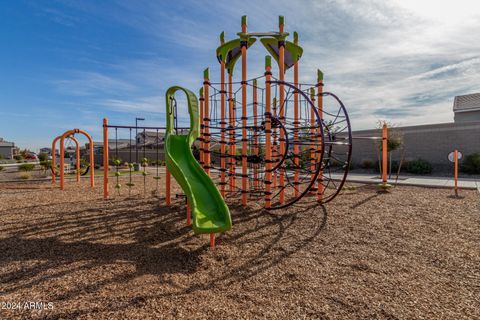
[
  {"x1": 453, "y1": 93, "x2": 480, "y2": 113},
  {"x1": 0, "y1": 140, "x2": 14, "y2": 147}
]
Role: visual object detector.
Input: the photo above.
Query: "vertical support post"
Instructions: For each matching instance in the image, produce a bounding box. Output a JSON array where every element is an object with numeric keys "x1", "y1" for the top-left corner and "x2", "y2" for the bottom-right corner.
[
  {"x1": 382, "y1": 123, "x2": 388, "y2": 184},
  {"x1": 309, "y1": 88, "x2": 316, "y2": 190},
  {"x1": 103, "y1": 118, "x2": 109, "y2": 199},
  {"x1": 71, "y1": 137, "x2": 80, "y2": 183},
  {"x1": 264, "y1": 56, "x2": 273, "y2": 209},
  {"x1": 210, "y1": 233, "x2": 215, "y2": 249},
  {"x1": 89, "y1": 133, "x2": 94, "y2": 188},
  {"x1": 316, "y1": 70, "x2": 324, "y2": 202},
  {"x1": 60, "y1": 135, "x2": 65, "y2": 190},
  {"x1": 199, "y1": 88, "x2": 205, "y2": 170},
  {"x1": 278, "y1": 15, "x2": 285, "y2": 204},
  {"x1": 228, "y1": 72, "x2": 236, "y2": 192},
  {"x1": 204, "y1": 68, "x2": 211, "y2": 176},
  {"x1": 454, "y1": 149, "x2": 459, "y2": 197},
  {"x1": 253, "y1": 79, "x2": 259, "y2": 190},
  {"x1": 186, "y1": 200, "x2": 191, "y2": 225},
  {"x1": 166, "y1": 168, "x2": 171, "y2": 205},
  {"x1": 51, "y1": 137, "x2": 58, "y2": 184},
  {"x1": 241, "y1": 15, "x2": 248, "y2": 206},
  {"x1": 220, "y1": 32, "x2": 226, "y2": 197},
  {"x1": 293, "y1": 32, "x2": 300, "y2": 198},
  {"x1": 272, "y1": 97, "x2": 277, "y2": 190}
]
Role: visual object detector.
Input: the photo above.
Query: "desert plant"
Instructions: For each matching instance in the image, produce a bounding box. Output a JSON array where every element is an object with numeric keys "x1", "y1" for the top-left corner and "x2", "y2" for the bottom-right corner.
[
  {"x1": 406, "y1": 159, "x2": 432, "y2": 175},
  {"x1": 38, "y1": 152, "x2": 48, "y2": 161},
  {"x1": 39, "y1": 160, "x2": 52, "y2": 175},
  {"x1": 19, "y1": 163, "x2": 35, "y2": 172},
  {"x1": 460, "y1": 153, "x2": 480, "y2": 174},
  {"x1": 19, "y1": 173, "x2": 31, "y2": 180}
]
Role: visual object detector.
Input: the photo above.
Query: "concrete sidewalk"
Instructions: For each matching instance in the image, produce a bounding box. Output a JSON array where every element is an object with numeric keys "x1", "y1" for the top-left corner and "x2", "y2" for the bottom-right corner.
[{"x1": 336, "y1": 173, "x2": 480, "y2": 190}]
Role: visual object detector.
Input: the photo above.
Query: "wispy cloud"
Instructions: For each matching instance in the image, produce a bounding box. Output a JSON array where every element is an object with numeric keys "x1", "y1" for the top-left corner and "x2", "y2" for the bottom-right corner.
[
  {"x1": 38, "y1": 0, "x2": 480, "y2": 139},
  {"x1": 53, "y1": 71, "x2": 137, "y2": 96}
]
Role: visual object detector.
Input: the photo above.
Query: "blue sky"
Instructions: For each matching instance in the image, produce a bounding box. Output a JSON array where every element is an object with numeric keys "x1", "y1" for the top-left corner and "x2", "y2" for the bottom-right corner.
[{"x1": 1, "y1": 0, "x2": 479, "y2": 151}]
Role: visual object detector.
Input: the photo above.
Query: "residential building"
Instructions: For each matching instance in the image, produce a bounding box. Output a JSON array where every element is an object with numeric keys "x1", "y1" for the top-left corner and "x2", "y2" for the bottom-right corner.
[
  {"x1": 453, "y1": 93, "x2": 480, "y2": 122},
  {"x1": 0, "y1": 138, "x2": 15, "y2": 159}
]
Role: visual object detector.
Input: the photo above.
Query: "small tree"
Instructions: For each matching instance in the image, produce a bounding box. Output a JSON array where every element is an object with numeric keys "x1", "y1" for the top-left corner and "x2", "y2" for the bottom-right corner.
[
  {"x1": 38, "y1": 152, "x2": 49, "y2": 161},
  {"x1": 377, "y1": 121, "x2": 403, "y2": 178},
  {"x1": 40, "y1": 160, "x2": 52, "y2": 175}
]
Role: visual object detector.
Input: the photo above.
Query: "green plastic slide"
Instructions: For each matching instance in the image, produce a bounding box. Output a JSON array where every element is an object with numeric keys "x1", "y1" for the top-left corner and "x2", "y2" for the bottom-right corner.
[{"x1": 164, "y1": 86, "x2": 232, "y2": 234}]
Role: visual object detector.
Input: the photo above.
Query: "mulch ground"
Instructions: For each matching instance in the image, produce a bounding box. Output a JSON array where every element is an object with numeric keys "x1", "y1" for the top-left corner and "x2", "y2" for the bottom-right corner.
[{"x1": 0, "y1": 176, "x2": 479, "y2": 319}]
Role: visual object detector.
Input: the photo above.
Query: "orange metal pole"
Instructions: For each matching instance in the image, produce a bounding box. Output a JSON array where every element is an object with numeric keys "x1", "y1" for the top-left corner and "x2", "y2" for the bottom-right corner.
[
  {"x1": 293, "y1": 45, "x2": 299, "y2": 198},
  {"x1": 272, "y1": 97, "x2": 277, "y2": 190},
  {"x1": 51, "y1": 136, "x2": 60, "y2": 184},
  {"x1": 210, "y1": 233, "x2": 215, "y2": 249},
  {"x1": 264, "y1": 56, "x2": 273, "y2": 208},
  {"x1": 228, "y1": 72, "x2": 236, "y2": 192},
  {"x1": 278, "y1": 16, "x2": 285, "y2": 204},
  {"x1": 60, "y1": 134, "x2": 66, "y2": 190},
  {"x1": 204, "y1": 68, "x2": 211, "y2": 176},
  {"x1": 186, "y1": 200, "x2": 191, "y2": 225},
  {"x1": 241, "y1": 16, "x2": 248, "y2": 206},
  {"x1": 75, "y1": 139, "x2": 80, "y2": 183},
  {"x1": 253, "y1": 79, "x2": 259, "y2": 190},
  {"x1": 310, "y1": 88, "x2": 316, "y2": 190},
  {"x1": 317, "y1": 70, "x2": 324, "y2": 202},
  {"x1": 166, "y1": 168, "x2": 171, "y2": 205},
  {"x1": 103, "y1": 118, "x2": 109, "y2": 199},
  {"x1": 454, "y1": 149, "x2": 458, "y2": 196},
  {"x1": 199, "y1": 88, "x2": 205, "y2": 170},
  {"x1": 69, "y1": 136, "x2": 81, "y2": 183},
  {"x1": 382, "y1": 123, "x2": 388, "y2": 184},
  {"x1": 220, "y1": 37, "x2": 227, "y2": 197}
]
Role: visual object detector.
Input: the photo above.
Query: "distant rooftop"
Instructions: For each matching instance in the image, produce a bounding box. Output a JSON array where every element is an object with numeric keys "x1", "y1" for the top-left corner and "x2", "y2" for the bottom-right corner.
[
  {"x1": 0, "y1": 138, "x2": 14, "y2": 147},
  {"x1": 453, "y1": 93, "x2": 480, "y2": 113}
]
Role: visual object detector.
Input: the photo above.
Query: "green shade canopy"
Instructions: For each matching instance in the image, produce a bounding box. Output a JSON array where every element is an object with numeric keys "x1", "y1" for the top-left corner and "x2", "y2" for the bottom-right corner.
[
  {"x1": 260, "y1": 38, "x2": 303, "y2": 70},
  {"x1": 216, "y1": 38, "x2": 257, "y2": 75}
]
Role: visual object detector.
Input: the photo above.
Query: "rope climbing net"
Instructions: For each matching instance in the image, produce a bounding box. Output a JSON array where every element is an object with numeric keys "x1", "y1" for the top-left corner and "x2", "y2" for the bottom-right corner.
[{"x1": 199, "y1": 74, "x2": 352, "y2": 209}]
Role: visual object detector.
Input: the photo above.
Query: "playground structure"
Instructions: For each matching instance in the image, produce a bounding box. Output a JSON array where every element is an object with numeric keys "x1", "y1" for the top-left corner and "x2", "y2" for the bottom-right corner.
[
  {"x1": 190, "y1": 15, "x2": 353, "y2": 209},
  {"x1": 98, "y1": 16, "x2": 392, "y2": 247},
  {"x1": 51, "y1": 129, "x2": 95, "y2": 190}
]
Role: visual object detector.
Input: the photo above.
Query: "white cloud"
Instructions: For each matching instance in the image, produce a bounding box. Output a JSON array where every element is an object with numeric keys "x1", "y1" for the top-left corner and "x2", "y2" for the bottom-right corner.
[{"x1": 51, "y1": 0, "x2": 480, "y2": 132}]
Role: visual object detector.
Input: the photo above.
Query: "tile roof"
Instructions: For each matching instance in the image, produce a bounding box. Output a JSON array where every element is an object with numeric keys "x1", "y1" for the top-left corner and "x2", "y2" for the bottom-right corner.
[{"x1": 453, "y1": 93, "x2": 480, "y2": 112}]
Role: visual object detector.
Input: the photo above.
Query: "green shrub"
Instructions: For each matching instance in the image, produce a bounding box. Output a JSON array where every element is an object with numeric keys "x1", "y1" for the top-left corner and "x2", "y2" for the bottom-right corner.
[
  {"x1": 38, "y1": 152, "x2": 49, "y2": 161},
  {"x1": 19, "y1": 163, "x2": 35, "y2": 172},
  {"x1": 460, "y1": 153, "x2": 480, "y2": 174},
  {"x1": 13, "y1": 154, "x2": 23, "y2": 161},
  {"x1": 361, "y1": 159, "x2": 375, "y2": 169},
  {"x1": 406, "y1": 159, "x2": 432, "y2": 175},
  {"x1": 40, "y1": 160, "x2": 52, "y2": 170},
  {"x1": 0, "y1": 165, "x2": 4, "y2": 171}
]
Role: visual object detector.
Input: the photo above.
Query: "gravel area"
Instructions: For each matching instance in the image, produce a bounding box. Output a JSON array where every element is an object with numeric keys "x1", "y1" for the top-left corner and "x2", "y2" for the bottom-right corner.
[{"x1": 0, "y1": 176, "x2": 479, "y2": 319}]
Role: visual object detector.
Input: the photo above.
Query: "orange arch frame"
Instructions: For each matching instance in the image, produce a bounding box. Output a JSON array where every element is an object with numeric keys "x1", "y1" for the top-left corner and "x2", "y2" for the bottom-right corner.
[
  {"x1": 52, "y1": 134, "x2": 81, "y2": 183},
  {"x1": 58, "y1": 129, "x2": 95, "y2": 190}
]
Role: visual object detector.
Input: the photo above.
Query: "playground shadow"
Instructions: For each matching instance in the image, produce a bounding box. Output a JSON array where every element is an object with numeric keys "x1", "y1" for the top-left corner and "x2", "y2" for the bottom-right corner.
[{"x1": 0, "y1": 196, "x2": 328, "y2": 318}]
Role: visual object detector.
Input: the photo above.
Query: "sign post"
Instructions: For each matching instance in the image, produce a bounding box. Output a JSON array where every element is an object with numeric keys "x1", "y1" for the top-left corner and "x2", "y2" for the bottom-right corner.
[{"x1": 448, "y1": 150, "x2": 463, "y2": 197}]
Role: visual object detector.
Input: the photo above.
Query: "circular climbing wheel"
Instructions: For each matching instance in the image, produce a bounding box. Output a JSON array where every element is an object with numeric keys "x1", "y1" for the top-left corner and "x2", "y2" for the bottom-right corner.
[
  {"x1": 264, "y1": 80, "x2": 326, "y2": 209},
  {"x1": 264, "y1": 81, "x2": 352, "y2": 208},
  {"x1": 317, "y1": 92, "x2": 352, "y2": 203}
]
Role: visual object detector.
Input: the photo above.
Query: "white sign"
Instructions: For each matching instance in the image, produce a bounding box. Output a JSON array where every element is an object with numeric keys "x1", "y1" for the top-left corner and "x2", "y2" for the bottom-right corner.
[{"x1": 448, "y1": 151, "x2": 463, "y2": 163}]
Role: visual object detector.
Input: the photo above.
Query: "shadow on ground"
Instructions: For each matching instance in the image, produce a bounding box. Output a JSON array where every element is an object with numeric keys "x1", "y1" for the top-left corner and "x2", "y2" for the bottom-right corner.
[{"x1": 0, "y1": 195, "x2": 328, "y2": 318}]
